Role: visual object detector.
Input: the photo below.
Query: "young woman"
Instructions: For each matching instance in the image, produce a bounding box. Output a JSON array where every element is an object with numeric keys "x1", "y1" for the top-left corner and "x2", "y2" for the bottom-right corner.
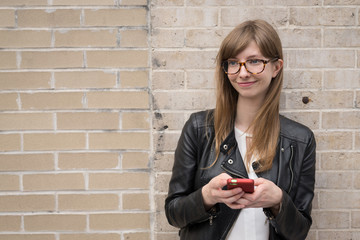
[{"x1": 165, "y1": 20, "x2": 316, "y2": 240}]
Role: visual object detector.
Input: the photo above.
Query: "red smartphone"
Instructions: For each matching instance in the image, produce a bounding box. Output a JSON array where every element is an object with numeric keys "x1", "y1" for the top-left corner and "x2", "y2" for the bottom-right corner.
[{"x1": 227, "y1": 178, "x2": 254, "y2": 193}]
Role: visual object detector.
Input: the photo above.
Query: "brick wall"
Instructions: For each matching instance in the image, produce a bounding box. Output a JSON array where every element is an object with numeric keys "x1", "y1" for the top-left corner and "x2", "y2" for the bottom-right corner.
[{"x1": 0, "y1": 1, "x2": 358, "y2": 240}]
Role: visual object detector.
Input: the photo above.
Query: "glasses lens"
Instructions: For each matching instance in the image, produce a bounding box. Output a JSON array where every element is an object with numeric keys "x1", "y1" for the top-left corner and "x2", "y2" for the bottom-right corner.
[
  {"x1": 245, "y1": 60, "x2": 265, "y2": 74},
  {"x1": 223, "y1": 61, "x2": 240, "y2": 74}
]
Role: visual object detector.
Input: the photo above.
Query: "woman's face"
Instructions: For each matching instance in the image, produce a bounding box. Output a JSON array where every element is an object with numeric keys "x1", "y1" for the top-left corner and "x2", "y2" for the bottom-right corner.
[{"x1": 226, "y1": 41, "x2": 283, "y2": 103}]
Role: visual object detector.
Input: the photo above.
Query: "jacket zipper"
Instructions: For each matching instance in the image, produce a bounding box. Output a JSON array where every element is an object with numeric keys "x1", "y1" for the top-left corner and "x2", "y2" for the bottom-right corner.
[{"x1": 287, "y1": 144, "x2": 294, "y2": 194}]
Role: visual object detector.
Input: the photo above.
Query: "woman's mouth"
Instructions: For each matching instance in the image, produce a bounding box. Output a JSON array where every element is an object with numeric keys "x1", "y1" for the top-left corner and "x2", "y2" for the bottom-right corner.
[{"x1": 238, "y1": 81, "x2": 256, "y2": 87}]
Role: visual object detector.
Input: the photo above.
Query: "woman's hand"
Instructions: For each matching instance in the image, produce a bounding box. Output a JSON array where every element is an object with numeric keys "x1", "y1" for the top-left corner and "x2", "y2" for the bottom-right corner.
[
  {"x1": 232, "y1": 178, "x2": 283, "y2": 215},
  {"x1": 201, "y1": 173, "x2": 245, "y2": 210}
]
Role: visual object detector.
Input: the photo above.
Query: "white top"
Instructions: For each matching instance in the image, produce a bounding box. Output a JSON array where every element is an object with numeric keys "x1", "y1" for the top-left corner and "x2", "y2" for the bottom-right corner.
[{"x1": 226, "y1": 127, "x2": 269, "y2": 240}]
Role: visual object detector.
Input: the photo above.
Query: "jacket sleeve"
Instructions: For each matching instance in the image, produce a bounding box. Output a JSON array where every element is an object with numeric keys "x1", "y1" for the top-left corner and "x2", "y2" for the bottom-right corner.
[
  {"x1": 268, "y1": 132, "x2": 316, "y2": 240},
  {"x1": 165, "y1": 113, "x2": 213, "y2": 228}
]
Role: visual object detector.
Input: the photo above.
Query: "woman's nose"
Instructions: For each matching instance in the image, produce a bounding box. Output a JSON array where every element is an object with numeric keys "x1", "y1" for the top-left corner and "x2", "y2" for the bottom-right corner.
[{"x1": 238, "y1": 64, "x2": 251, "y2": 78}]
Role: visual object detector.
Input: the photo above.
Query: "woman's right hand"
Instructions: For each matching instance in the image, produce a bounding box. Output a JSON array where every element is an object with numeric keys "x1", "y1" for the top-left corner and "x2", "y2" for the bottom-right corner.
[{"x1": 201, "y1": 173, "x2": 245, "y2": 210}]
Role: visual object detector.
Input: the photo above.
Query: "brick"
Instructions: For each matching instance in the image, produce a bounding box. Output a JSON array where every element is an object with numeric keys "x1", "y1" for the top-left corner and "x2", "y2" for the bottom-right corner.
[
  {"x1": 121, "y1": 30, "x2": 148, "y2": 47},
  {"x1": 319, "y1": 191, "x2": 360, "y2": 209},
  {"x1": 120, "y1": 71, "x2": 148, "y2": 88},
  {"x1": 0, "y1": 154, "x2": 54, "y2": 171},
  {"x1": 324, "y1": 70, "x2": 360, "y2": 89},
  {"x1": 18, "y1": 9, "x2": 81, "y2": 27},
  {"x1": 154, "y1": 152, "x2": 174, "y2": 171},
  {"x1": 60, "y1": 234, "x2": 120, "y2": 240},
  {"x1": 280, "y1": 111, "x2": 320, "y2": 130},
  {"x1": 0, "y1": 9, "x2": 15, "y2": 27},
  {"x1": 89, "y1": 213, "x2": 150, "y2": 230},
  {"x1": 287, "y1": 50, "x2": 355, "y2": 68},
  {"x1": 354, "y1": 172, "x2": 360, "y2": 189},
  {"x1": 283, "y1": 91, "x2": 353, "y2": 109},
  {"x1": 89, "y1": 132, "x2": 149, "y2": 150},
  {"x1": 152, "y1": 50, "x2": 216, "y2": 69},
  {"x1": 55, "y1": 29, "x2": 117, "y2": 47},
  {"x1": 0, "y1": 72, "x2": 51, "y2": 90},
  {"x1": 279, "y1": 28, "x2": 321, "y2": 48},
  {"x1": 186, "y1": 71, "x2": 216, "y2": 89},
  {"x1": 0, "y1": 175, "x2": 19, "y2": 191},
  {"x1": 324, "y1": 0, "x2": 360, "y2": 4},
  {"x1": 151, "y1": 29, "x2": 185, "y2": 48},
  {"x1": 57, "y1": 112, "x2": 119, "y2": 130},
  {"x1": 319, "y1": 231, "x2": 360, "y2": 240},
  {"x1": 123, "y1": 232, "x2": 150, "y2": 240},
  {"x1": 0, "y1": 51, "x2": 16, "y2": 69},
  {"x1": 150, "y1": 0, "x2": 184, "y2": 6},
  {"x1": 155, "y1": 193, "x2": 167, "y2": 212},
  {"x1": 0, "y1": 215, "x2": 21, "y2": 231},
  {"x1": 24, "y1": 133, "x2": 86, "y2": 151},
  {"x1": 122, "y1": 112, "x2": 150, "y2": 130},
  {"x1": 0, "y1": 235, "x2": 55, "y2": 240},
  {"x1": 89, "y1": 172, "x2": 149, "y2": 190},
  {"x1": 357, "y1": 91, "x2": 360, "y2": 108},
  {"x1": 0, "y1": 134, "x2": 20, "y2": 152},
  {"x1": 0, "y1": 195, "x2": 55, "y2": 212},
  {"x1": 23, "y1": 173, "x2": 85, "y2": 191},
  {"x1": 221, "y1": 7, "x2": 288, "y2": 27},
  {"x1": 315, "y1": 131, "x2": 352, "y2": 151},
  {"x1": 58, "y1": 194, "x2": 119, "y2": 211},
  {"x1": 0, "y1": 113, "x2": 53, "y2": 130},
  {"x1": 153, "y1": 91, "x2": 215, "y2": 110},
  {"x1": 315, "y1": 172, "x2": 352, "y2": 189},
  {"x1": 58, "y1": 152, "x2": 118, "y2": 170},
  {"x1": 153, "y1": 112, "x2": 186, "y2": 131},
  {"x1": 87, "y1": 91, "x2": 149, "y2": 109},
  {"x1": 151, "y1": 8, "x2": 218, "y2": 27},
  {"x1": 321, "y1": 152, "x2": 360, "y2": 170},
  {"x1": 87, "y1": 50, "x2": 148, "y2": 68},
  {"x1": 356, "y1": 132, "x2": 360, "y2": 149},
  {"x1": 322, "y1": 111, "x2": 360, "y2": 129},
  {"x1": 186, "y1": 29, "x2": 227, "y2": 48},
  {"x1": 20, "y1": 51, "x2": 83, "y2": 69},
  {"x1": 155, "y1": 173, "x2": 171, "y2": 193},
  {"x1": 352, "y1": 211, "x2": 360, "y2": 228},
  {"x1": 0, "y1": 0, "x2": 47, "y2": 6},
  {"x1": 0, "y1": 30, "x2": 51, "y2": 48},
  {"x1": 324, "y1": 28, "x2": 360, "y2": 47},
  {"x1": 122, "y1": 152, "x2": 149, "y2": 169},
  {"x1": 0, "y1": 93, "x2": 19, "y2": 110},
  {"x1": 55, "y1": 71, "x2": 116, "y2": 89},
  {"x1": 312, "y1": 210, "x2": 350, "y2": 229},
  {"x1": 24, "y1": 214, "x2": 86, "y2": 231},
  {"x1": 290, "y1": 7, "x2": 356, "y2": 26},
  {"x1": 152, "y1": 71, "x2": 184, "y2": 90},
  {"x1": 52, "y1": 0, "x2": 115, "y2": 5},
  {"x1": 155, "y1": 212, "x2": 178, "y2": 232},
  {"x1": 187, "y1": 0, "x2": 252, "y2": 5},
  {"x1": 121, "y1": 0, "x2": 147, "y2": 5},
  {"x1": 123, "y1": 193, "x2": 150, "y2": 210},
  {"x1": 255, "y1": 0, "x2": 320, "y2": 5},
  {"x1": 84, "y1": 8, "x2": 146, "y2": 27},
  {"x1": 21, "y1": 92, "x2": 83, "y2": 110},
  {"x1": 155, "y1": 233, "x2": 179, "y2": 240},
  {"x1": 154, "y1": 132, "x2": 180, "y2": 152}
]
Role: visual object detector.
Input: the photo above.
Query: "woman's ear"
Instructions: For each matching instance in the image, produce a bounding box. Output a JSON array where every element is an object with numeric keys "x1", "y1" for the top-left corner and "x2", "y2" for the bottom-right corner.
[{"x1": 272, "y1": 59, "x2": 283, "y2": 78}]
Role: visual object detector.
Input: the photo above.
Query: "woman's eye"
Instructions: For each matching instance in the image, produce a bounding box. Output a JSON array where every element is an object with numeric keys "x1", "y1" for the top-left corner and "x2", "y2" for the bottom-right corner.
[
  {"x1": 247, "y1": 59, "x2": 261, "y2": 64},
  {"x1": 228, "y1": 61, "x2": 238, "y2": 66}
]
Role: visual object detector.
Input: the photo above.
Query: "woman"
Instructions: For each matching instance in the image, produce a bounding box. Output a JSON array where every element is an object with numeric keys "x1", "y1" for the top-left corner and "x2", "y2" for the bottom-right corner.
[{"x1": 165, "y1": 19, "x2": 316, "y2": 240}]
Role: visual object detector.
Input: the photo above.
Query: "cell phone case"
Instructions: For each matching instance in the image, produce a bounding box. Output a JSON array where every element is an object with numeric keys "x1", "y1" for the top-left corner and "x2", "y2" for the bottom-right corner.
[{"x1": 227, "y1": 178, "x2": 254, "y2": 193}]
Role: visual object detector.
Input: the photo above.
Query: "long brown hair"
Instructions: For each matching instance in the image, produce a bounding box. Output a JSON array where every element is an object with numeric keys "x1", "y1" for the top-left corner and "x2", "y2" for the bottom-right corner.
[{"x1": 213, "y1": 19, "x2": 283, "y2": 172}]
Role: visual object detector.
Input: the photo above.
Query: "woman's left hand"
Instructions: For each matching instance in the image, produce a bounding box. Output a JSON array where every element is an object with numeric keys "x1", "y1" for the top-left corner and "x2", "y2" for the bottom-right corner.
[{"x1": 231, "y1": 178, "x2": 283, "y2": 214}]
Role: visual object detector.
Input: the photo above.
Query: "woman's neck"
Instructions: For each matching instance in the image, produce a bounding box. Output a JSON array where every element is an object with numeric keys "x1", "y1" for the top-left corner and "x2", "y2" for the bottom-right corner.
[{"x1": 235, "y1": 96, "x2": 264, "y2": 133}]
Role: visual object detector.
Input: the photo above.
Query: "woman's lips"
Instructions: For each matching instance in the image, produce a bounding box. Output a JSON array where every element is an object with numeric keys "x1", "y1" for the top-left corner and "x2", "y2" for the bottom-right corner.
[{"x1": 238, "y1": 81, "x2": 256, "y2": 87}]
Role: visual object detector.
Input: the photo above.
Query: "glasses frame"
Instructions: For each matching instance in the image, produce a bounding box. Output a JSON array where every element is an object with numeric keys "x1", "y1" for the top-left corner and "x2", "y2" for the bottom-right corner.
[{"x1": 222, "y1": 58, "x2": 279, "y2": 75}]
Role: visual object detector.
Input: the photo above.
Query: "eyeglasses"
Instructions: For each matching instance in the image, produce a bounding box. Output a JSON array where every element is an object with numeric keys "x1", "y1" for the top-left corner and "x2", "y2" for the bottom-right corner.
[{"x1": 222, "y1": 58, "x2": 278, "y2": 75}]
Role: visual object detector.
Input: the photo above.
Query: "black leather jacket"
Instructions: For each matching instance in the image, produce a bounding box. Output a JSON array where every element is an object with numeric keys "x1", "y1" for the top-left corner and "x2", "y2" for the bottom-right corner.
[{"x1": 165, "y1": 110, "x2": 316, "y2": 240}]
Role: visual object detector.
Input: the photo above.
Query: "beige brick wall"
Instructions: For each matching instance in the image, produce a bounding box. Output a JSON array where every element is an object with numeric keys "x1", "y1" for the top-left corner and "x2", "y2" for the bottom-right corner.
[{"x1": 0, "y1": 1, "x2": 358, "y2": 240}]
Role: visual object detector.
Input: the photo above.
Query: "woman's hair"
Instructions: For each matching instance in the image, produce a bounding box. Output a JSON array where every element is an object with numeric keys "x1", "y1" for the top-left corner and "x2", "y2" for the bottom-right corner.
[{"x1": 212, "y1": 19, "x2": 283, "y2": 172}]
